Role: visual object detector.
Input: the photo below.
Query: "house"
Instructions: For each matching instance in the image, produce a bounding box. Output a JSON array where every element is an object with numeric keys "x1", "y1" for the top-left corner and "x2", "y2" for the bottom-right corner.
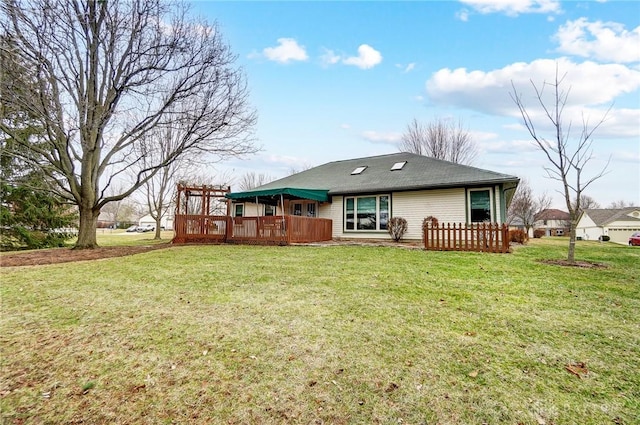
[
  {"x1": 138, "y1": 213, "x2": 174, "y2": 230},
  {"x1": 533, "y1": 209, "x2": 570, "y2": 236},
  {"x1": 576, "y1": 208, "x2": 640, "y2": 244},
  {"x1": 225, "y1": 152, "x2": 519, "y2": 241}
]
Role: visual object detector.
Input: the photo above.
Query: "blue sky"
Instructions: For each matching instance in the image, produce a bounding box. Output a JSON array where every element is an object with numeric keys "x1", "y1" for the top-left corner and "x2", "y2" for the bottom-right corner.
[{"x1": 191, "y1": 0, "x2": 640, "y2": 208}]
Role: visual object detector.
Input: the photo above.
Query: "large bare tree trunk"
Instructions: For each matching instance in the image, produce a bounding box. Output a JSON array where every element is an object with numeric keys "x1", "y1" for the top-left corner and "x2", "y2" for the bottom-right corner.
[
  {"x1": 568, "y1": 219, "x2": 577, "y2": 263},
  {"x1": 76, "y1": 205, "x2": 99, "y2": 249},
  {"x1": 154, "y1": 217, "x2": 162, "y2": 240}
]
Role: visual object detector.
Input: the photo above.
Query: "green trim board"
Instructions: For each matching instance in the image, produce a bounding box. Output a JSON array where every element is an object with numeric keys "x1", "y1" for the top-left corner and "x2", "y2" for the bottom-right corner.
[{"x1": 226, "y1": 187, "x2": 329, "y2": 204}]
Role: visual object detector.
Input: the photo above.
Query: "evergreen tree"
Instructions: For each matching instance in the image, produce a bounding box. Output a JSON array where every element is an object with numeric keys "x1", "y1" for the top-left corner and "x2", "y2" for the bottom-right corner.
[{"x1": 0, "y1": 36, "x2": 77, "y2": 250}]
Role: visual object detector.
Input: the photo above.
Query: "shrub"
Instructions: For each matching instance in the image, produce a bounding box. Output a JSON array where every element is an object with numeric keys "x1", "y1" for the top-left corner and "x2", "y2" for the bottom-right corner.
[
  {"x1": 421, "y1": 216, "x2": 439, "y2": 242},
  {"x1": 598, "y1": 235, "x2": 610, "y2": 242},
  {"x1": 387, "y1": 217, "x2": 408, "y2": 242},
  {"x1": 533, "y1": 229, "x2": 545, "y2": 239},
  {"x1": 509, "y1": 229, "x2": 528, "y2": 244}
]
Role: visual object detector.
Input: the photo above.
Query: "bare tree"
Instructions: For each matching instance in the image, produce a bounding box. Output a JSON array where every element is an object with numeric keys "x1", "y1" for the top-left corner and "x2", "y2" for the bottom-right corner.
[
  {"x1": 574, "y1": 194, "x2": 601, "y2": 213},
  {"x1": 288, "y1": 163, "x2": 314, "y2": 175},
  {"x1": 511, "y1": 70, "x2": 609, "y2": 263},
  {"x1": 399, "y1": 118, "x2": 478, "y2": 165},
  {"x1": 608, "y1": 200, "x2": 637, "y2": 208},
  {"x1": 136, "y1": 124, "x2": 199, "y2": 240},
  {"x1": 100, "y1": 185, "x2": 126, "y2": 227},
  {"x1": 507, "y1": 178, "x2": 552, "y2": 235},
  {"x1": 238, "y1": 171, "x2": 273, "y2": 191},
  {"x1": 0, "y1": 0, "x2": 257, "y2": 248}
]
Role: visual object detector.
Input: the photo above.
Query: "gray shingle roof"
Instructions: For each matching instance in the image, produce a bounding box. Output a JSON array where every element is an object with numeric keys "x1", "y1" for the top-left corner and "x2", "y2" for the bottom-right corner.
[
  {"x1": 251, "y1": 152, "x2": 519, "y2": 196},
  {"x1": 534, "y1": 209, "x2": 570, "y2": 221},
  {"x1": 582, "y1": 208, "x2": 640, "y2": 226}
]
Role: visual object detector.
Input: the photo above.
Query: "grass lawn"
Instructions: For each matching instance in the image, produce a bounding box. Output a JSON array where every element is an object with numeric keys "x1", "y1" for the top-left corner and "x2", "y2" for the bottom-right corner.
[
  {"x1": 85, "y1": 229, "x2": 176, "y2": 247},
  {"x1": 1, "y1": 238, "x2": 638, "y2": 424}
]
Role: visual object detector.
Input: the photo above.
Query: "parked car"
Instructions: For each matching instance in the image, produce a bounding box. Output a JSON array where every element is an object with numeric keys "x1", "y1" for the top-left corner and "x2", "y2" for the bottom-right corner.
[
  {"x1": 136, "y1": 224, "x2": 155, "y2": 233},
  {"x1": 629, "y1": 232, "x2": 640, "y2": 246},
  {"x1": 125, "y1": 225, "x2": 138, "y2": 232}
]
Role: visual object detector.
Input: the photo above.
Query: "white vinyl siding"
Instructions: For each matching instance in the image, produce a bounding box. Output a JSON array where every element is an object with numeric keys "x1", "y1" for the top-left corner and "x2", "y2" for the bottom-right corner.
[
  {"x1": 494, "y1": 185, "x2": 503, "y2": 222},
  {"x1": 329, "y1": 189, "x2": 466, "y2": 240},
  {"x1": 392, "y1": 189, "x2": 466, "y2": 240}
]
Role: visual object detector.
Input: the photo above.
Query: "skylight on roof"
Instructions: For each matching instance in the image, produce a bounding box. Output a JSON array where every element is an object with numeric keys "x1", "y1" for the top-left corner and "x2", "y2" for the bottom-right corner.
[
  {"x1": 351, "y1": 166, "x2": 367, "y2": 175},
  {"x1": 391, "y1": 161, "x2": 407, "y2": 171}
]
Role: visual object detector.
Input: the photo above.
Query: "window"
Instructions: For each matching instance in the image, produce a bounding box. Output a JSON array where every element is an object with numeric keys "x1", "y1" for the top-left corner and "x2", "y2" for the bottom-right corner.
[
  {"x1": 233, "y1": 204, "x2": 244, "y2": 217},
  {"x1": 264, "y1": 204, "x2": 276, "y2": 216},
  {"x1": 357, "y1": 197, "x2": 377, "y2": 229},
  {"x1": 291, "y1": 201, "x2": 316, "y2": 217},
  {"x1": 351, "y1": 166, "x2": 367, "y2": 175},
  {"x1": 344, "y1": 195, "x2": 390, "y2": 231},
  {"x1": 346, "y1": 198, "x2": 355, "y2": 230},
  {"x1": 379, "y1": 196, "x2": 389, "y2": 230},
  {"x1": 469, "y1": 189, "x2": 492, "y2": 223},
  {"x1": 391, "y1": 161, "x2": 406, "y2": 171},
  {"x1": 306, "y1": 203, "x2": 316, "y2": 217}
]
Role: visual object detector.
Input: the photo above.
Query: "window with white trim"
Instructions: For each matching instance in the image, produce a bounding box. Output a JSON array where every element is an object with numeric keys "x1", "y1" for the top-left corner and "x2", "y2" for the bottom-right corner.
[
  {"x1": 306, "y1": 203, "x2": 316, "y2": 217},
  {"x1": 264, "y1": 204, "x2": 276, "y2": 216},
  {"x1": 468, "y1": 189, "x2": 493, "y2": 223},
  {"x1": 344, "y1": 195, "x2": 390, "y2": 231},
  {"x1": 233, "y1": 204, "x2": 244, "y2": 217}
]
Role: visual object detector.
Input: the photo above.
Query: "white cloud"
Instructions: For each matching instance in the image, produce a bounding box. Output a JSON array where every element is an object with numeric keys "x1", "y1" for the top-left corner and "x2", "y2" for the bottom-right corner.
[
  {"x1": 611, "y1": 149, "x2": 640, "y2": 164},
  {"x1": 459, "y1": 0, "x2": 562, "y2": 16},
  {"x1": 481, "y1": 138, "x2": 540, "y2": 155},
  {"x1": 340, "y1": 123, "x2": 351, "y2": 129},
  {"x1": 343, "y1": 44, "x2": 383, "y2": 69},
  {"x1": 426, "y1": 58, "x2": 640, "y2": 138},
  {"x1": 427, "y1": 58, "x2": 639, "y2": 109},
  {"x1": 395, "y1": 63, "x2": 416, "y2": 73},
  {"x1": 361, "y1": 130, "x2": 402, "y2": 145},
  {"x1": 262, "y1": 38, "x2": 308, "y2": 64},
  {"x1": 456, "y1": 9, "x2": 470, "y2": 22},
  {"x1": 320, "y1": 48, "x2": 341, "y2": 67},
  {"x1": 554, "y1": 18, "x2": 640, "y2": 63}
]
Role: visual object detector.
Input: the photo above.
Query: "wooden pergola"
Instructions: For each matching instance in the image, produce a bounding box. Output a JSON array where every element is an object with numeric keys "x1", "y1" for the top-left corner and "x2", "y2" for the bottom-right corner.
[
  {"x1": 172, "y1": 184, "x2": 232, "y2": 244},
  {"x1": 175, "y1": 184, "x2": 231, "y2": 217}
]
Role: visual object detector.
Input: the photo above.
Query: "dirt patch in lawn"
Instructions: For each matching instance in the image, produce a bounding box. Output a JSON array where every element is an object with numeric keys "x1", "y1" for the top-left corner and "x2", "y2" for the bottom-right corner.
[
  {"x1": 540, "y1": 259, "x2": 608, "y2": 269},
  {"x1": 1, "y1": 243, "x2": 173, "y2": 267}
]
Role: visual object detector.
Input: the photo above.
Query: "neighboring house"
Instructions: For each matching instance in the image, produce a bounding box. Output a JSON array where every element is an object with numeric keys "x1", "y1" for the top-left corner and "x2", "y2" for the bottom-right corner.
[
  {"x1": 576, "y1": 208, "x2": 640, "y2": 244},
  {"x1": 138, "y1": 213, "x2": 174, "y2": 230},
  {"x1": 226, "y1": 152, "x2": 519, "y2": 241},
  {"x1": 533, "y1": 209, "x2": 570, "y2": 236}
]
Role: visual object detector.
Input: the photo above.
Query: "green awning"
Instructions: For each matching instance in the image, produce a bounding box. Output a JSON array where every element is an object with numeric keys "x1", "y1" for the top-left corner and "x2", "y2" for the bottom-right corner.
[{"x1": 225, "y1": 187, "x2": 329, "y2": 203}]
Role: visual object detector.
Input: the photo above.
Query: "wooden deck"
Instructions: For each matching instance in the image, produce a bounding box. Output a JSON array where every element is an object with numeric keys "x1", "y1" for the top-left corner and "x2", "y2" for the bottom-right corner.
[{"x1": 173, "y1": 215, "x2": 333, "y2": 245}]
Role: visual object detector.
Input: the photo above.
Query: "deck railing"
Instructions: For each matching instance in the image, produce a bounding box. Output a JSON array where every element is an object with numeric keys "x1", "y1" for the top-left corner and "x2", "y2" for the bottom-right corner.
[
  {"x1": 424, "y1": 223, "x2": 510, "y2": 253},
  {"x1": 172, "y1": 214, "x2": 332, "y2": 245},
  {"x1": 172, "y1": 214, "x2": 228, "y2": 244}
]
